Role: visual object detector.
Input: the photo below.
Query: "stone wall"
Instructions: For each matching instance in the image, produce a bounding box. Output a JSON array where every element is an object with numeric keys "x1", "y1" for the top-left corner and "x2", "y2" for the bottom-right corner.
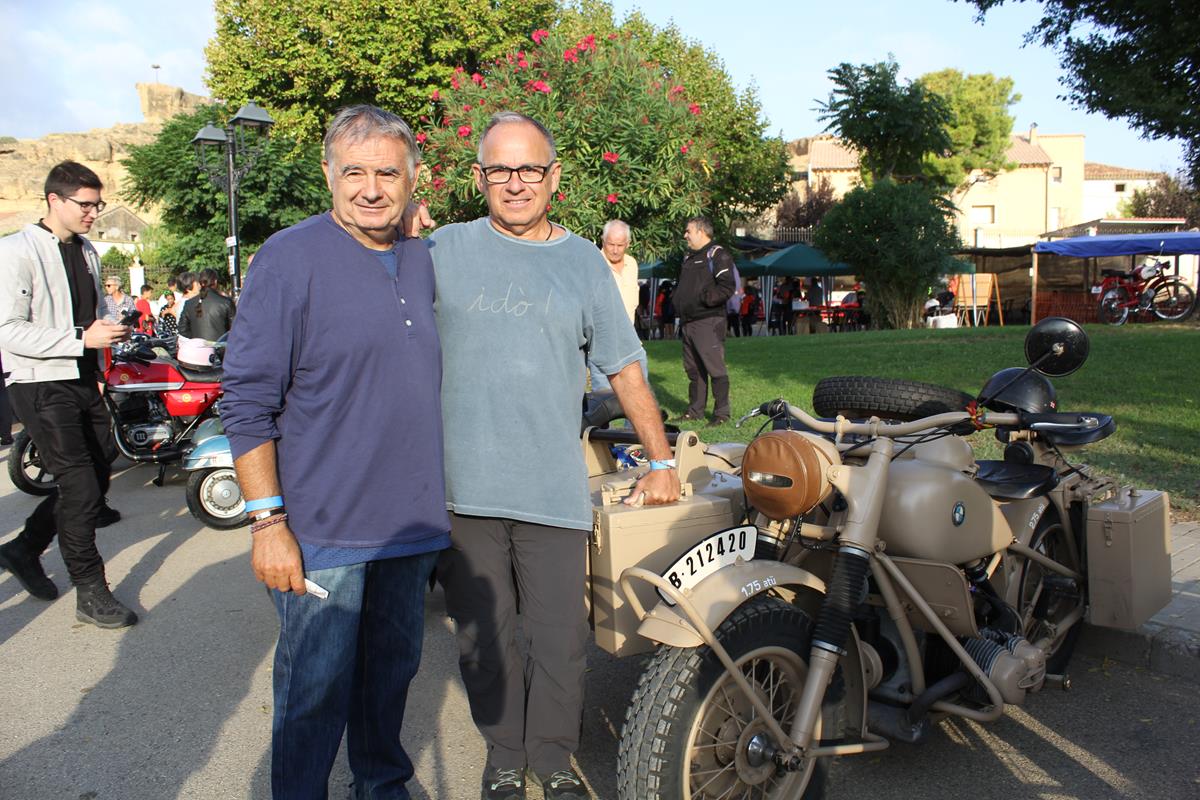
[{"x1": 0, "y1": 83, "x2": 208, "y2": 232}]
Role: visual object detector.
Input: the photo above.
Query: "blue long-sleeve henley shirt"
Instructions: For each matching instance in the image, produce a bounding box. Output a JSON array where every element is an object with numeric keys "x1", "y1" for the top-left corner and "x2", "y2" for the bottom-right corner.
[{"x1": 221, "y1": 212, "x2": 449, "y2": 555}]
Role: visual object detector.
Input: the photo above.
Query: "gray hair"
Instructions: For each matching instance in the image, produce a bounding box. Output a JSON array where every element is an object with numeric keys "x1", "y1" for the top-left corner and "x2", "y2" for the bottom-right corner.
[
  {"x1": 324, "y1": 105, "x2": 420, "y2": 178},
  {"x1": 686, "y1": 215, "x2": 714, "y2": 238},
  {"x1": 476, "y1": 111, "x2": 557, "y2": 163},
  {"x1": 602, "y1": 219, "x2": 630, "y2": 242}
]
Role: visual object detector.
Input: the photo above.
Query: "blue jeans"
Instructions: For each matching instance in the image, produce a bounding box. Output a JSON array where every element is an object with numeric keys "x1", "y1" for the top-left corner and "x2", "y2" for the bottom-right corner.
[{"x1": 269, "y1": 550, "x2": 439, "y2": 800}]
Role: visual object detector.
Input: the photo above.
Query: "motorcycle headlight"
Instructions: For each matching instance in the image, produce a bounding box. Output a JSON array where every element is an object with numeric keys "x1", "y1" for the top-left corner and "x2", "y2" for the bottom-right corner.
[{"x1": 742, "y1": 430, "x2": 840, "y2": 520}]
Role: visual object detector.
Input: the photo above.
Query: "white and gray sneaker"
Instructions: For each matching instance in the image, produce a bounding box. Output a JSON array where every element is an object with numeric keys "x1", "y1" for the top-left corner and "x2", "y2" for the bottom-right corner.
[
  {"x1": 530, "y1": 768, "x2": 588, "y2": 800},
  {"x1": 481, "y1": 765, "x2": 525, "y2": 800}
]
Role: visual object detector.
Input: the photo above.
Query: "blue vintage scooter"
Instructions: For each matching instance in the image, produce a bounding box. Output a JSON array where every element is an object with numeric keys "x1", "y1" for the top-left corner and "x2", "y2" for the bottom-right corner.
[{"x1": 183, "y1": 419, "x2": 246, "y2": 529}]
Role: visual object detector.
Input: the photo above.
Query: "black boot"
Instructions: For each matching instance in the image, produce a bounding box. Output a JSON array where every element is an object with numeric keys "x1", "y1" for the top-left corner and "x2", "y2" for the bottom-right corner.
[
  {"x1": 0, "y1": 538, "x2": 58, "y2": 600},
  {"x1": 75, "y1": 581, "x2": 138, "y2": 628},
  {"x1": 96, "y1": 502, "x2": 121, "y2": 529}
]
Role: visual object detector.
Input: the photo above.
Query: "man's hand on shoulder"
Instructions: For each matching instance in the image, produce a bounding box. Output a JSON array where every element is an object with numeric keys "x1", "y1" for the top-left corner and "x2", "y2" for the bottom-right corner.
[
  {"x1": 251, "y1": 523, "x2": 307, "y2": 595},
  {"x1": 83, "y1": 319, "x2": 130, "y2": 348},
  {"x1": 402, "y1": 202, "x2": 436, "y2": 238}
]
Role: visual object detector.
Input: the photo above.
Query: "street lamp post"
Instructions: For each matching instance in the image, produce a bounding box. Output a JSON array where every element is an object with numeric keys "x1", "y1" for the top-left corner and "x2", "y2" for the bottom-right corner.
[{"x1": 191, "y1": 102, "x2": 275, "y2": 296}]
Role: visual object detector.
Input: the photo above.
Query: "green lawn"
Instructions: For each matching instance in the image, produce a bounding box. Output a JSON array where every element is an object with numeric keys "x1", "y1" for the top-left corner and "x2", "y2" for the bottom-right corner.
[{"x1": 642, "y1": 324, "x2": 1199, "y2": 518}]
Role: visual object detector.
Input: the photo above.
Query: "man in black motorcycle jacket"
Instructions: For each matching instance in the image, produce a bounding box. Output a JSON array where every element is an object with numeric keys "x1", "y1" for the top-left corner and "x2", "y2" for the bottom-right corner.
[{"x1": 673, "y1": 216, "x2": 736, "y2": 425}]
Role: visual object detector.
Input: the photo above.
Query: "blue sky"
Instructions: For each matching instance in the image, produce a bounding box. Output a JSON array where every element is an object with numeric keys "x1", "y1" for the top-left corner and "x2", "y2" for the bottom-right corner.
[{"x1": 0, "y1": 0, "x2": 1184, "y2": 173}]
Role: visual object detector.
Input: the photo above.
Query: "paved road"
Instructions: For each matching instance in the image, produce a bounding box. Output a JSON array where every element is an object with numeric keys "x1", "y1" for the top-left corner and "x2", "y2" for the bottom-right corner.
[{"x1": 1, "y1": 457, "x2": 1198, "y2": 799}]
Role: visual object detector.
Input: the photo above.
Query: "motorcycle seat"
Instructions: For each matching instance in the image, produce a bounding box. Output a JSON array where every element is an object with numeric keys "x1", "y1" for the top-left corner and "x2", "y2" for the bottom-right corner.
[
  {"x1": 1100, "y1": 268, "x2": 1125, "y2": 278},
  {"x1": 177, "y1": 363, "x2": 223, "y2": 383},
  {"x1": 973, "y1": 460, "x2": 1059, "y2": 501}
]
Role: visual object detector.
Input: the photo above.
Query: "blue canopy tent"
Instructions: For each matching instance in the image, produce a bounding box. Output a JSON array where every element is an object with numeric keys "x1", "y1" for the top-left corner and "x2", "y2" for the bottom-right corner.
[{"x1": 1030, "y1": 232, "x2": 1200, "y2": 322}]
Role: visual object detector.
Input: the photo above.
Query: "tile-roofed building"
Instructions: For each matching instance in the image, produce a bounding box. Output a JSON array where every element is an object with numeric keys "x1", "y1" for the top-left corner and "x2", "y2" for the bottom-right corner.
[
  {"x1": 808, "y1": 139, "x2": 860, "y2": 171},
  {"x1": 1082, "y1": 162, "x2": 1165, "y2": 220},
  {"x1": 1005, "y1": 133, "x2": 1053, "y2": 166},
  {"x1": 1084, "y1": 162, "x2": 1165, "y2": 181}
]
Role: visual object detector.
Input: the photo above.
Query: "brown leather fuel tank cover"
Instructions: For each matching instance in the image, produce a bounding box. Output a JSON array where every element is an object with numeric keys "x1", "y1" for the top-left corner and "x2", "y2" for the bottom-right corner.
[{"x1": 743, "y1": 430, "x2": 830, "y2": 520}]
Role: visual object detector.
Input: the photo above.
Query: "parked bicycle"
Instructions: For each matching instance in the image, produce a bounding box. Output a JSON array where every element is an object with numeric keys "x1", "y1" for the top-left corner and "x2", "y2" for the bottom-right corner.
[{"x1": 1092, "y1": 258, "x2": 1196, "y2": 325}]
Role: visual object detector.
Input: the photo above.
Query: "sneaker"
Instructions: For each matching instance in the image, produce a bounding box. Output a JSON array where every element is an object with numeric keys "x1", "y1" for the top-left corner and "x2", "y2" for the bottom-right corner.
[
  {"x1": 96, "y1": 503, "x2": 121, "y2": 529},
  {"x1": 480, "y1": 766, "x2": 525, "y2": 800},
  {"x1": 530, "y1": 768, "x2": 588, "y2": 800},
  {"x1": 75, "y1": 581, "x2": 138, "y2": 629},
  {"x1": 0, "y1": 539, "x2": 58, "y2": 601}
]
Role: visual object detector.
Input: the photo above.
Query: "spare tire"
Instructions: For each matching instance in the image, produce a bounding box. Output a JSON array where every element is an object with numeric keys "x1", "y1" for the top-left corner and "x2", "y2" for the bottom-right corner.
[{"x1": 813, "y1": 376, "x2": 973, "y2": 421}]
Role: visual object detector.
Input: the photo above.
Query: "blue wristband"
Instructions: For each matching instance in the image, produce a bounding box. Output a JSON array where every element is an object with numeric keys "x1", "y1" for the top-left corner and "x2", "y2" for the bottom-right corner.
[
  {"x1": 245, "y1": 495, "x2": 284, "y2": 513},
  {"x1": 649, "y1": 459, "x2": 677, "y2": 471}
]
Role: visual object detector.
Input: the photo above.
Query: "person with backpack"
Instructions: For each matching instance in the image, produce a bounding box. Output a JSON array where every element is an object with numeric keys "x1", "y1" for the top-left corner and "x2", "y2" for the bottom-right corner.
[{"x1": 672, "y1": 216, "x2": 736, "y2": 426}]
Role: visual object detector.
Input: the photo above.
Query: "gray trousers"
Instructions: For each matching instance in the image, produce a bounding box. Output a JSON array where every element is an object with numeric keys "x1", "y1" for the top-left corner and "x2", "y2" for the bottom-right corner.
[
  {"x1": 681, "y1": 315, "x2": 731, "y2": 419},
  {"x1": 437, "y1": 514, "x2": 589, "y2": 774}
]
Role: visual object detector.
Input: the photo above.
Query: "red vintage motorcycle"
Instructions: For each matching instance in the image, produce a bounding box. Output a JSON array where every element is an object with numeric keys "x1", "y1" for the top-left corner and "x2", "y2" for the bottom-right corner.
[
  {"x1": 7, "y1": 330, "x2": 225, "y2": 495},
  {"x1": 1092, "y1": 258, "x2": 1196, "y2": 325}
]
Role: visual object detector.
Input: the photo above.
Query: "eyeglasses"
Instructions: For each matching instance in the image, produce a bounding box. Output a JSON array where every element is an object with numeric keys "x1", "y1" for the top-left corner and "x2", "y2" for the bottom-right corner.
[
  {"x1": 479, "y1": 162, "x2": 555, "y2": 185},
  {"x1": 63, "y1": 196, "x2": 107, "y2": 215}
]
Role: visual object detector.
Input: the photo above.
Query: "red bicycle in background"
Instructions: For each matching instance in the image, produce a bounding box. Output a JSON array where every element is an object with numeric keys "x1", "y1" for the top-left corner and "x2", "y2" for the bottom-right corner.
[{"x1": 1092, "y1": 259, "x2": 1196, "y2": 325}]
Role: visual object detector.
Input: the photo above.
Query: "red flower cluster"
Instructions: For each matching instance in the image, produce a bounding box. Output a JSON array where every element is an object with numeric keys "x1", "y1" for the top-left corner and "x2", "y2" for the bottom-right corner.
[
  {"x1": 416, "y1": 132, "x2": 427, "y2": 144},
  {"x1": 457, "y1": 125, "x2": 472, "y2": 138},
  {"x1": 517, "y1": 51, "x2": 529, "y2": 69},
  {"x1": 450, "y1": 75, "x2": 460, "y2": 90},
  {"x1": 525, "y1": 80, "x2": 551, "y2": 94},
  {"x1": 576, "y1": 34, "x2": 596, "y2": 52},
  {"x1": 606, "y1": 193, "x2": 619, "y2": 204},
  {"x1": 563, "y1": 48, "x2": 579, "y2": 63},
  {"x1": 471, "y1": 72, "x2": 484, "y2": 85},
  {"x1": 430, "y1": 90, "x2": 440, "y2": 101},
  {"x1": 556, "y1": 192, "x2": 566, "y2": 201},
  {"x1": 532, "y1": 29, "x2": 549, "y2": 44},
  {"x1": 432, "y1": 177, "x2": 446, "y2": 190},
  {"x1": 680, "y1": 144, "x2": 688, "y2": 154},
  {"x1": 688, "y1": 103, "x2": 701, "y2": 115},
  {"x1": 669, "y1": 85, "x2": 685, "y2": 97},
  {"x1": 602, "y1": 151, "x2": 619, "y2": 164}
]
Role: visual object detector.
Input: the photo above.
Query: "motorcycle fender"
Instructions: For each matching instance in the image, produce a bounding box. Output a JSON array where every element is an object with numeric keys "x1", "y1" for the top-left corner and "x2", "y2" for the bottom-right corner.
[
  {"x1": 637, "y1": 560, "x2": 824, "y2": 649},
  {"x1": 636, "y1": 560, "x2": 867, "y2": 738},
  {"x1": 191, "y1": 417, "x2": 225, "y2": 447},
  {"x1": 183, "y1": 434, "x2": 234, "y2": 471}
]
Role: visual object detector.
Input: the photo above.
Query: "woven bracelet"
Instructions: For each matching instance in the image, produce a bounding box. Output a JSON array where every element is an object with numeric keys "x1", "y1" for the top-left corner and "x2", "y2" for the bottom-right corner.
[{"x1": 250, "y1": 512, "x2": 288, "y2": 534}]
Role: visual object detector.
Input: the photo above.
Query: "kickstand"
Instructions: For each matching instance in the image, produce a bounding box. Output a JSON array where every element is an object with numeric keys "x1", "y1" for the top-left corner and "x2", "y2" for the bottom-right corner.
[{"x1": 152, "y1": 465, "x2": 167, "y2": 487}]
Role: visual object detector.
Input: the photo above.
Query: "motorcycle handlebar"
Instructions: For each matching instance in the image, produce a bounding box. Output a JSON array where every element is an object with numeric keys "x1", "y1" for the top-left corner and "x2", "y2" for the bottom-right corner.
[{"x1": 743, "y1": 399, "x2": 1022, "y2": 440}]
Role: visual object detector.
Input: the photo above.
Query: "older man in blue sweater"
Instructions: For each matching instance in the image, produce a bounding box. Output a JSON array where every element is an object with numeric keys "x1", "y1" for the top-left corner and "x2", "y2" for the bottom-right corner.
[{"x1": 221, "y1": 105, "x2": 449, "y2": 800}]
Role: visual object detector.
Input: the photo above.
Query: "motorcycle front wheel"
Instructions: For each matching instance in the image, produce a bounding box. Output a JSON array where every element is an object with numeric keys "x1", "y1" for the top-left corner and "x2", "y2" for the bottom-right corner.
[
  {"x1": 1150, "y1": 279, "x2": 1196, "y2": 322},
  {"x1": 618, "y1": 596, "x2": 837, "y2": 800},
  {"x1": 186, "y1": 467, "x2": 248, "y2": 530},
  {"x1": 7, "y1": 431, "x2": 57, "y2": 496}
]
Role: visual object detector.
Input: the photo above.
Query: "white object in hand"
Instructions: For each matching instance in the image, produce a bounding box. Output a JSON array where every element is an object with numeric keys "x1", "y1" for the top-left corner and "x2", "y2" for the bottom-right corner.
[{"x1": 304, "y1": 579, "x2": 329, "y2": 599}]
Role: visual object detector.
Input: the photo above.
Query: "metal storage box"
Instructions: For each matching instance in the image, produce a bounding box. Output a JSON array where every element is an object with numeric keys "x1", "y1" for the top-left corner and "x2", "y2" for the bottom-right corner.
[
  {"x1": 1085, "y1": 488, "x2": 1171, "y2": 631},
  {"x1": 589, "y1": 482, "x2": 737, "y2": 656}
]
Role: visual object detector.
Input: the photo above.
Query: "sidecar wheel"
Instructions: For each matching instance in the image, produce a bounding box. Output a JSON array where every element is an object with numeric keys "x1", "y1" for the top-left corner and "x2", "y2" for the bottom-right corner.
[
  {"x1": 618, "y1": 596, "x2": 839, "y2": 800},
  {"x1": 1017, "y1": 512, "x2": 1084, "y2": 673},
  {"x1": 186, "y1": 467, "x2": 248, "y2": 530},
  {"x1": 7, "y1": 431, "x2": 57, "y2": 496},
  {"x1": 813, "y1": 376, "x2": 973, "y2": 422}
]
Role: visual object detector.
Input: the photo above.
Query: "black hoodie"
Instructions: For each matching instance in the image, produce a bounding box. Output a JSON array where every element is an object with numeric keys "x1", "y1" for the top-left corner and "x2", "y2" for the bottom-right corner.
[{"x1": 674, "y1": 243, "x2": 736, "y2": 322}]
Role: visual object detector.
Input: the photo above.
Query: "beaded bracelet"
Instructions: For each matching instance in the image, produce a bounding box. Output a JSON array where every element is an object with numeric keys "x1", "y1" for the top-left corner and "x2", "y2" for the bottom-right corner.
[{"x1": 250, "y1": 512, "x2": 289, "y2": 534}]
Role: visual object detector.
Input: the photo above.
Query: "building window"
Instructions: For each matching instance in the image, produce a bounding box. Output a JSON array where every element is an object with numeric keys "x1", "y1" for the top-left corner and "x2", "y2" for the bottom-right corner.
[
  {"x1": 1115, "y1": 183, "x2": 1126, "y2": 193},
  {"x1": 1051, "y1": 166, "x2": 1063, "y2": 183},
  {"x1": 1049, "y1": 207, "x2": 1062, "y2": 230},
  {"x1": 970, "y1": 205, "x2": 995, "y2": 225}
]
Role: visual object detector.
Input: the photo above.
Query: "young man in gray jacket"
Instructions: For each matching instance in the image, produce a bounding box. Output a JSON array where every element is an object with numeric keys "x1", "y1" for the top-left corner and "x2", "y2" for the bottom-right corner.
[{"x1": 0, "y1": 161, "x2": 135, "y2": 627}]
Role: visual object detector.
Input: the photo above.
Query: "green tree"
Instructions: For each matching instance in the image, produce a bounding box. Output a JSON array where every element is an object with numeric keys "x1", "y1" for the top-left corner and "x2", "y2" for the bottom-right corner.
[
  {"x1": 205, "y1": 0, "x2": 557, "y2": 144},
  {"x1": 918, "y1": 69, "x2": 1018, "y2": 189},
  {"x1": 1123, "y1": 173, "x2": 1200, "y2": 228},
  {"x1": 121, "y1": 105, "x2": 329, "y2": 270},
  {"x1": 418, "y1": 25, "x2": 783, "y2": 259},
  {"x1": 961, "y1": 0, "x2": 1200, "y2": 185},
  {"x1": 815, "y1": 180, "x2": 961, "y2": 329},
  {"x1": 100, "y1": 247, "x2": 133, "y2": 272},
  {"x1": 817, "y1": 59, "x2": 952, "y2": 185}
]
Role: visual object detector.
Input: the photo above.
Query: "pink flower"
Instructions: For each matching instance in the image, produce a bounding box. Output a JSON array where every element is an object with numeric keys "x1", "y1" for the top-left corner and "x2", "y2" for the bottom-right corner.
[
  {"x1": 607, "y1": 33, "x2": 618, "y2": 40},
  {"x1": 556, "y1": 192, "x2": 566, "y2": 201},
  {"x1": 525, "y1": 79, "x2": 551, "y2": 94},
  {"x1": 688, "y1": 102, "x2": 701, "y2": 115},
  {"x1": 563, "y1": 48, "x2": 578, "y2": 63},
  {"x1": 680, "y1": 144, "x2": 688, "y2": 154},
  {"x1": 457, "y1": 125, "x2": 472, "y2": 138},
  {"x1": 432, "y1": 177, "x2": 446, "y2": 190},
  {"x1": 463, "y1": 104, "x2": 473, "y2": 111},
  {"x1": 430, "y1": 90, "x2": 440, "y2": 101},
  {"x1": 450, "y1": 76, "x2": 461, "y2": 89},
  {"x1": 532, "y1": 29, "x2": 549, "y2": 44},
  {"x1": 471, "y1": 72, "x2": 484, "y2": 85},
  {"x1": 478, "y1": 99, "x2": 486, "y2": 106},
  {"x1": 577, "y1": 34, "x2": 596, "y2": 52},
  {"x1": 606, "y1": 193, "x2": 619, "y2": 204},
  {"x1": 454, "y1": 66, "x2": 465, "y2": 74},
  {"x1": 602, "y1": 151, "x2": 619, "y2": 164},
  {"x1": 669, "y1": 84, "x2": 685, "y2": 97},
  {"x1": 416, "y1": 132, "x2": 427, "y2": 144}
]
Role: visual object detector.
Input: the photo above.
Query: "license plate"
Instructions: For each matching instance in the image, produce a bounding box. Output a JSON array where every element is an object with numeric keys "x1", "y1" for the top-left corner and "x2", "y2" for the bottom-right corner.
[
  {"x1": 1090, "y1": 285, "x2": 1102, "y2": 294},
  {"x1": 658, "y1": 525, "x2": 756, "y2": 604}
]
